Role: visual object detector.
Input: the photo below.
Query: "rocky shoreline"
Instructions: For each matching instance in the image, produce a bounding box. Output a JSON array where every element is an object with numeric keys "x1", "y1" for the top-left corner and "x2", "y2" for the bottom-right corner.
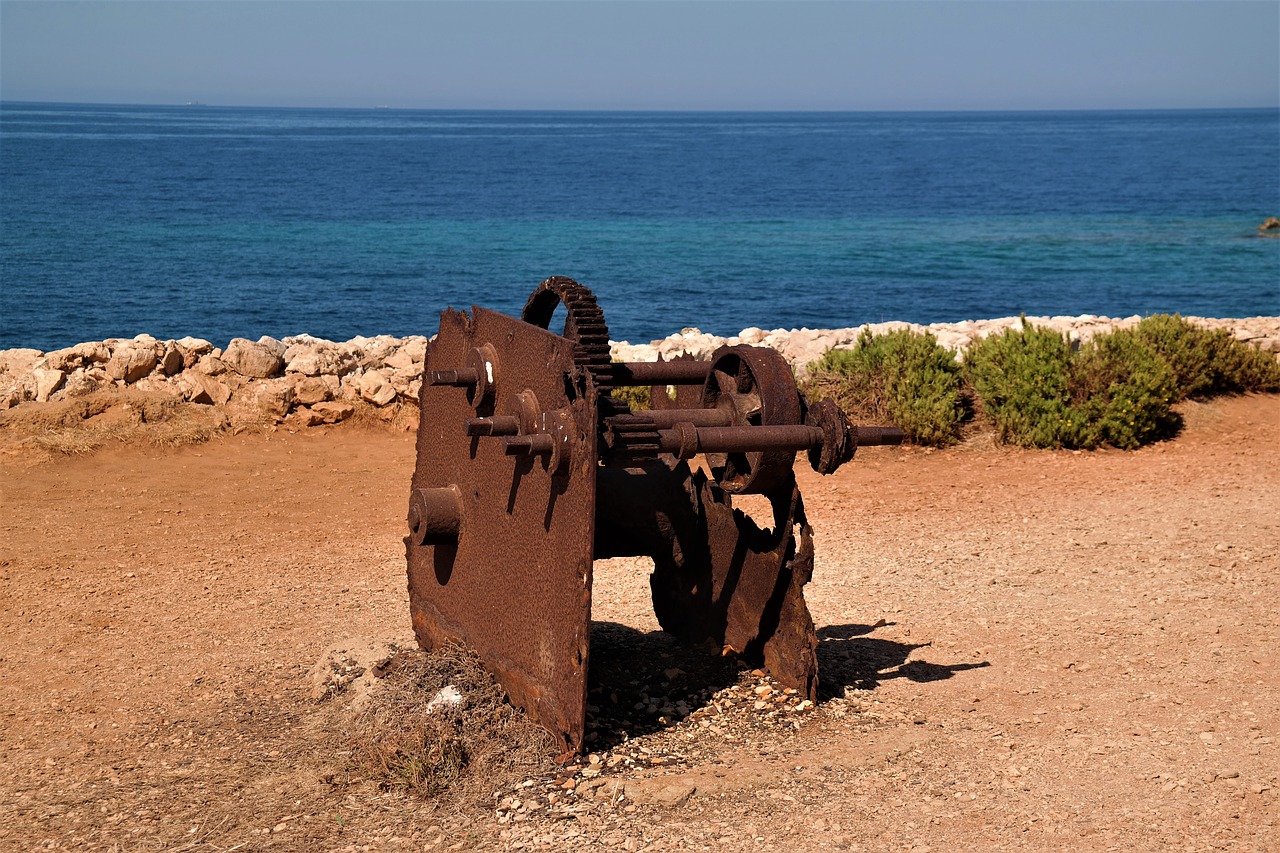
[
  {"x1": 614, "y1": 314, "x2": 1280, "y2": 374},
  {"x1": 2, "y1": 314, "x2": 1277, "y2": 428}
]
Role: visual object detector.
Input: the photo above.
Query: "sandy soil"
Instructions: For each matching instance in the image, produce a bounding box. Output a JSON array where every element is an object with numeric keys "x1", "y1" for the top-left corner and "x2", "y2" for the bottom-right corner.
[{"x1": 1, "y1": 393, "x2": 1277, "y2": 852}]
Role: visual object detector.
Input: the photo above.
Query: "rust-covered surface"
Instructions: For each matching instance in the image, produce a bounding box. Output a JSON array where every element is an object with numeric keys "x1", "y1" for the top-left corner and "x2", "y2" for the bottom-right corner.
[
  {"x1": 597, "y1": 464, "x2": 820, "y2": 700},
  {"x1": 407, "y1": 277, "x2": 902, "y2": 752},
  {"x1": 406, "y1": 306, "x2": 597, "y2": 754}
]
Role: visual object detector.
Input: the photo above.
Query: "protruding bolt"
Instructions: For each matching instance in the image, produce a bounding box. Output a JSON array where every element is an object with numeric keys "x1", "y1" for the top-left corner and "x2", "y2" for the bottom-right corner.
[
  {"x1": 429, "y1": 368, "x2": 480, "y2": 387},
  {"x1": 465, "y1": 343, "x2": 499, "y2": 408},
  {"x1": 465, "y1": 416, "x2": 520, "y2": 437},
  {"x1": 408, "y1": 485, "x2": 463, "y2": 546},
  {"x1": 503, "y1": 434, "x2": 554, "y2": 456}
]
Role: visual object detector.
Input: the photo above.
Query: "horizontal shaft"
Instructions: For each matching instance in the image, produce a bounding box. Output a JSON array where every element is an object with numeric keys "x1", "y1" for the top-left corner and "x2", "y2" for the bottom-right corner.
[
  {"x1": 609, "y1": 408, "x2": 732, "y2": 429},
  {"x1": 854, "y1": 426, "x2": 906, "y2": 446},
  {"x1": 659, "y1": 424, "x2": 824, "y2": 456},
  {"x1": 608, "y1": 360, "x2": 712, "y2": 386}
]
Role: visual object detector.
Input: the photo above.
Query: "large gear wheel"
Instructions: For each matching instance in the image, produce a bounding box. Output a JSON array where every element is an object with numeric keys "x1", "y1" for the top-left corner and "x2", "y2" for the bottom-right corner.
[{"x1": 521, "y1": 276, "x2": 614, "y2": 394}]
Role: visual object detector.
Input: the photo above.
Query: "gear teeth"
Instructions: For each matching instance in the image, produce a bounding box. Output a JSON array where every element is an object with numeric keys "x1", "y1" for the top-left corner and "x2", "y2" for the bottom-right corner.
[
  {"x1": 522, "y1": 276, "x2": 615, "y2": 394},
  {"x1": 601, "y1": 415, "x2": 664, "y2": 463}
]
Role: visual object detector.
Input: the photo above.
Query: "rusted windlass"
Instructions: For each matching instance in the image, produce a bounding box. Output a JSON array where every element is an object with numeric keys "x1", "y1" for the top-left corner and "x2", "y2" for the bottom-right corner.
[{"x1": 406, "y1": 277, "x2": 902, "y2": 753}]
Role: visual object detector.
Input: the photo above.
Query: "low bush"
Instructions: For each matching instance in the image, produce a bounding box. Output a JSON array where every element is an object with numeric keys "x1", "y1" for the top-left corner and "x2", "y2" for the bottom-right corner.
[
  {"x1": 1063, "y1": 329, "x2": 1181, "y2": 449},
  {"x1": 1130, "y1": 314, "x2": 1280, "y2": 399},
  {"x1": 806, "y1": 328, "x2": 965, "y2": 447},
  {"x1": 964, "y1": 321, "x2": 1074, "y2": 448},
  {"x1": 804, "y1": 315, "x2": 1276, "y2": 453},
  {"x1": 966, "y1": 318, "x2": 1180, "y2": 450}
]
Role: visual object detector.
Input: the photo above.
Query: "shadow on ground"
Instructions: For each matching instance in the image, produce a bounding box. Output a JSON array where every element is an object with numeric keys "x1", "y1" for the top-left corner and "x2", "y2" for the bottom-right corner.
[
  {"x1": 817, "y1": 622, "x2": 990, "y2": 698},
  {"x1": 585, "y1": 620, "x2": 991, "y2": 749},
  {"x1": 586, "y1": 620, "x2": 742, "y2": 750}
]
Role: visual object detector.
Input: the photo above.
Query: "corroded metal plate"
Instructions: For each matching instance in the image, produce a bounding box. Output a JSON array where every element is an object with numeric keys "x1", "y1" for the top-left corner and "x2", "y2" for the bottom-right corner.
[{"x1": 406, "y1": 307, "x2": 597, "y2": 753}]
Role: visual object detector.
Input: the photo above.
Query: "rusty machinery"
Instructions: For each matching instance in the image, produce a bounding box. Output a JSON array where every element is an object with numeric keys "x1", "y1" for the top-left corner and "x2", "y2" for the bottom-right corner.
[{"x1": 405, "y1": 277, "x2": 903, "y2": 753}]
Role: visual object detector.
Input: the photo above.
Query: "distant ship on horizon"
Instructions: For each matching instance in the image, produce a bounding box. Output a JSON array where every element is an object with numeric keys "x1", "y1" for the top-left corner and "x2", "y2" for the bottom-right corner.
[{"x1": 184, "y1": 101, "x2": 207, "y2": 107}]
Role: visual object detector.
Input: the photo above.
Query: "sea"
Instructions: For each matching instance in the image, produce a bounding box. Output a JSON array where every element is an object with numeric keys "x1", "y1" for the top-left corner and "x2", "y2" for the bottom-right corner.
[{"x1": 1, "y1": 102, "x2": 1277, "y2": 352}]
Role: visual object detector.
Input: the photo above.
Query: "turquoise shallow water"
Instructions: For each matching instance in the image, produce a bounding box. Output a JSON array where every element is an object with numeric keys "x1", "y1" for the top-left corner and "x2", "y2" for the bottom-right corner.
[{"x1": 1, "y1": 104, "x2": 1276, "y2": 350}]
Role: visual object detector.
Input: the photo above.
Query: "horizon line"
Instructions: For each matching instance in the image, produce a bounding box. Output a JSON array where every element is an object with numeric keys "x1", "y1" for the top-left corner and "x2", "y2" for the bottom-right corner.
[{"x1": 2, "y1": 98, "x2": 1277, "y2": 116}]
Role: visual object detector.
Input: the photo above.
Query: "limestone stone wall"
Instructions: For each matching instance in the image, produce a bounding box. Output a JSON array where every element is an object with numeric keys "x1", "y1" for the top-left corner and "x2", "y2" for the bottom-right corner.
[
  {"x1": 2, "y1": 315, "x2": 1277, "y2": 424},
  {"x1": 0, "y1": 333, "x2": 428, "y2": 426},
  {"x1": 611, "y1": 315, "x2": 1280, "y2": 378}
]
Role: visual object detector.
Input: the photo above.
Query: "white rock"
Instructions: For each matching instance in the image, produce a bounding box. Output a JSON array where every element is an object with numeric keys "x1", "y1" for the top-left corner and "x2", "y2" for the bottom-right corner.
[
  {"x1": 0, "y1": 348, "x2": 45, "y2": 377},
  {"x1": 159, "y1": 342, "x2": 184, "y2": 375},
  {"x1": 339, "y1": 373, "x2": 363, "y2": 402},
  {"x1": 307, "y1": 400, "x2": 355, "y2": 424},
  {"x1": 33, "y1": 368, "x2": 66, "y2": 403},
  {"x1": 132, "y1": 376, "x2": 182, "y2": 398},
  {"x1": 180, "y1": 372, "x2": 231, "y2": 406},
  {"x1": 388, "y1": 369, "x2": 416, "y2": 397},
  {"x1": 60, "y1": 368, "x2": 109, "y2": 399},
  {"x1": 281, "y1": 333, "x2": 331, "y2": 347},
  {"x1": 44, "y1": 341, "x2": 112, "y2": 372},
  {"x1": 654, "y1": 328, "x2": 726, "y2": 362},
  {"x1": 400, "y1": 336, "x2": 429, "y2": 364},
  {"x1": 426, "y1": 685, "x2": 464, "y2": 714},
  {"x1": 256, "y1": 335, "x2": 287, "y2": 358},
  {"x1": 105, "y1": 345, "x2": 158, "y2": 383},
  {"x1": 284, "y1": 342, "x2": 360, "y2": 377},
  {"x1": 254, "y1": 378, "x2": 294, "y2": 419},
  {"x1": 932, "y1": 331, "x2": 971, "y2": 352},
  {"x1": 0, "y1": 379, "x2": 30, "y2": 407},
  {"x1": 351, "y1": 335, "x2": 403, "y2": 369},
  {"x1": 383, "y1": 347, "x2": 417, "y2": 372},
  {"x1": 192, "y1": 353, "x2": 229, "y2": 376},
  {"x1": 176, "y1": 336, "x2": 215, "y2": 358},
  {"x1": 289, "y1": 374, "x2": 332, "y2": 406},
  {"x1": 223, "y1": 338, "x2": 284, "y2": 378},
  {"x1": 610, "y1": 342, "x2": 658, "y2": 363},
  {"x1": 359, "y1": 370, "x2": 397, "y2": 406}
]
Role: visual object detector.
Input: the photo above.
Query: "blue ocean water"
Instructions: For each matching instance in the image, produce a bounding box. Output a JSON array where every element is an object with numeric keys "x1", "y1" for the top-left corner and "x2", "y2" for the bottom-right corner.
[{"x1": 1, "y1": 102, "x2": 1277, "y2": 351}]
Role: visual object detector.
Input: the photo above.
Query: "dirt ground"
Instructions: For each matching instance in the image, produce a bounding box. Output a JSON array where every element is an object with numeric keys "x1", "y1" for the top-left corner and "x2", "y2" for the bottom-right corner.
[{"x1": 1, "y1": 393, "x2": 1277, "y2": 852}]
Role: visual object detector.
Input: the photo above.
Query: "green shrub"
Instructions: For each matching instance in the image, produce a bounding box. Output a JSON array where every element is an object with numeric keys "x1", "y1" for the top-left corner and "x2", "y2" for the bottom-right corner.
[
  {"x1": 806, "y1": 328, "x2": 964, "y2": 446},
  {"x1": 966, "y1": 318, "x2": 1180, "y2": 450},
  {"x1": 965, "y1": 320, "x2": 1075, "y2": 448},
  {"x1": 610, "y1": 383, "x2": 652, "y2": 411},
  {"x1": 1064, "y1": 330, "x2": 1181, "y2": 449},
  {"x1": 1130, "y1": 314, "x2": 1280, "y2": 399}
]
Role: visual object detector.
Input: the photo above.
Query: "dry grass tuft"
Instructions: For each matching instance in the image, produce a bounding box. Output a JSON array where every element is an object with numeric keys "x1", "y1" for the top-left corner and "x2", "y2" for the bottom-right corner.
[
  {"x1": 144, "y1": 407, "x2": 230, "y2": 447},
  {"x1": 27, "y1": 426, "x2": 115, "y2": 455},
  {"x1": 344, "y1": 399, "x2": 420, "y2": 432},
  {"x1": 0, "y1": 387, "x2": 424, "y2": 459},
  {"x1": 1, "y1": 389, "x2": 232, "y2": 455},
  {"x1": 350, "y1": 644, "x2": 556, "y2": 804}
]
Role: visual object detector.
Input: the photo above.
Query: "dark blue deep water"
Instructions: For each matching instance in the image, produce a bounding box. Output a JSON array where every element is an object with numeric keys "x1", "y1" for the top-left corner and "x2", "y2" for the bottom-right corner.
[{"x1": 2, "y1": 102, "x2": 1277, "y2": 351}]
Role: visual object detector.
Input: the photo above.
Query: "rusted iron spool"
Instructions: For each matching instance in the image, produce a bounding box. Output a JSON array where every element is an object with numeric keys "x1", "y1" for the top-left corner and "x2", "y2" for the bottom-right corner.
[{"x1": 405, "y1": 277, "x2": 902, "y2": 753}]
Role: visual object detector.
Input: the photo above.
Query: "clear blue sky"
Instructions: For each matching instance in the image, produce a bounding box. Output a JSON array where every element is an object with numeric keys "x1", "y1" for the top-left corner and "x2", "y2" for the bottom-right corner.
[{"x1": 2, "y1": 1, "x2": 1276, "y2": 111}]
